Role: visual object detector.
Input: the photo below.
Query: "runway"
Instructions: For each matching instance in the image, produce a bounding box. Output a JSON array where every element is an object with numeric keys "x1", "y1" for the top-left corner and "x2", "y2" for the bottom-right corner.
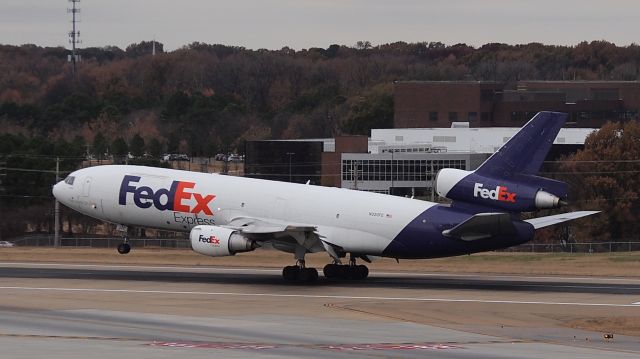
[{"x1": 1, "y1": 262, "x2": 639, "y2": 358}]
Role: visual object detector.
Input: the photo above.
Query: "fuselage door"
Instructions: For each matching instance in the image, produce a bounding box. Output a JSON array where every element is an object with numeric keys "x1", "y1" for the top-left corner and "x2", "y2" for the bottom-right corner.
[{"x1": 81, "y1": 176, "x2": 92, "y2": 197}]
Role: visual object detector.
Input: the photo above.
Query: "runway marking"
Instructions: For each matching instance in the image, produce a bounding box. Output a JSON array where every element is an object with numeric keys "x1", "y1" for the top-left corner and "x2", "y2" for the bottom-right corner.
[
  {"x1": 147, "y1": 341, "x2": 463, "y2": 351},
  {"x1": 2, "y1": 262, "x2": 640, "y2": 284},
  {"x1": 0, "y1": 286, "x2": 639, "y2": 308},
  {"x1": 0, "y1": 262, "x2": 280, "y2": 274},
  {"x1": 322, "y1": 343, "x2": 462, "y2": 351},
  {"x1": 150, "y1": 341, "x2": 277, "y2": 350},
  {"x1": 463, "y1": 283, "x2": 640, "y2": 291},
  {"x1": 0, "y1": 262, "x2": 280, "y2": 273}
]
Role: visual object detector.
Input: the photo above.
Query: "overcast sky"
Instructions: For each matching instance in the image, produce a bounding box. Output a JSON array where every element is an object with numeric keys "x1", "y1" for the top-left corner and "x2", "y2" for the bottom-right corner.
[{"x1": 1, "y1": 0, "x2": 638, "y2": 50}]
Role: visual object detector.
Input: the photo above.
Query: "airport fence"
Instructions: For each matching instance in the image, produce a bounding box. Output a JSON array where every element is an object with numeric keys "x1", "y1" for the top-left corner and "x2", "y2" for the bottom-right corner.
[
  {"x1": 6, "y1": 235, "x2": 640, "y2": 253},
  {"x1": 502, "y1": 241, "x2": 640, "y2": 253},
  {"x1": 10, "y1": 235, "x2": 190, "y2": 249}
]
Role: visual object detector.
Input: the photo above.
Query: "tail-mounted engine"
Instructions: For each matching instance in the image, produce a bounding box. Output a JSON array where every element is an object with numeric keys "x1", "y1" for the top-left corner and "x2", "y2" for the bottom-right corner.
[
  {"x1": 435, "y1": 168, "x2": 567, "y2": 212},
  {"x1": 190, "y1": 225, "x2": 257, "y2": 257}
]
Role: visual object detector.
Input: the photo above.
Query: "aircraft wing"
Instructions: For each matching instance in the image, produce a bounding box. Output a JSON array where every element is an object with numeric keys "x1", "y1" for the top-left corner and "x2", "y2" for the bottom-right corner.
[
  {"x1": 223, "y1": 217, "x2": 316, "y2": 235},
  {"x1": 524, "y1": 211, "x2": 600, "y2": 229},
  {"x1": 442, "y1": 212, "x2": 517, "y2": 241},
  {"x1": 222, "y1": 217, "x2": 322, "y2": 253}
]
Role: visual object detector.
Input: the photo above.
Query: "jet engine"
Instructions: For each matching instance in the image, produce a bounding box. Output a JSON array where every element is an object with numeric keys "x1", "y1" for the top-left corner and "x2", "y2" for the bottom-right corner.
[
  {"x1": 190, "y1": 225, "x2": 257, "y2": 257},
  {"x1": 435, "y1": 168, "x2": 567, "y2": 212}
]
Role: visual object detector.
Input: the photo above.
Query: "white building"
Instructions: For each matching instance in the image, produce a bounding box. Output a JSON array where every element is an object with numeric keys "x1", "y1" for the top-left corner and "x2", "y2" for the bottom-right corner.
[
  {"x1": 368, "y1": 126, "x2": 595, "y2": 154},
  {"x1": 341, "y1": 125, "x2": 596, "y2": 197}
]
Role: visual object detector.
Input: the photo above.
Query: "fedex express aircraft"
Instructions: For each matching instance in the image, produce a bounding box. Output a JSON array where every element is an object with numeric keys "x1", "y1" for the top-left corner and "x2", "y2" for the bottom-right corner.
[{"x1": 53, "y1": 112, "x2": 597, "y2": 282}]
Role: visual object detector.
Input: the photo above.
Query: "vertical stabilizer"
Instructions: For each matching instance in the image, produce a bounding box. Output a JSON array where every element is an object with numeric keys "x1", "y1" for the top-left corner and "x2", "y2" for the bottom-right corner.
[
  {"x1": 435, "y1": 111, "x2": 569, "y2": 212},
  {"x1": 475, "y1": 111, "x2": 567, "y2": 178}
]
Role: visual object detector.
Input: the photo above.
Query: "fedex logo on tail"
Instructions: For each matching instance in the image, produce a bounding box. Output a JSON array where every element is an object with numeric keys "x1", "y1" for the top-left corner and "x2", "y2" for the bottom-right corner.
[
  {"x1": 119, "y1": 175, "x2": 215, "y2": 215},
  {"x1": 473, "y1": 183, "x2": 516, "y2": 203}
]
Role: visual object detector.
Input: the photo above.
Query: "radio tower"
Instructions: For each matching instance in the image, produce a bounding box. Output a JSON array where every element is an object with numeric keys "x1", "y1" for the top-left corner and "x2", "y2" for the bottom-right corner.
[{"x1": 68, "y1": 0, "x2": 82, "y2": 79}]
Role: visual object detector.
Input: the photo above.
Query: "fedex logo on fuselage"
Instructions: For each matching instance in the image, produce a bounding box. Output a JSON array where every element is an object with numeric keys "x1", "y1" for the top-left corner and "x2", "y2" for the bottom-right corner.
[
  {"x1": 119, "y1": 175, "x2": 215, "y2": 215},
  {"x1": 473, "y1": 183, "x2": 516, "y2": 203}
]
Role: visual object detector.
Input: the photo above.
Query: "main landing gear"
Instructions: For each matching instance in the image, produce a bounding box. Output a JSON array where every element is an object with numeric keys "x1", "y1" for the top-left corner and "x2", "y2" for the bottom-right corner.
[
  {"x1": 282, "y1": 245, "x2": 319, "y2": 283},
  {"x1": 281, "y1": 253, "x2": 370, "y2": 283},
  {"x1": 323, "y1": 255, "x2": 369, "y2": 280},
  {"x1": 282, "y1": 260, "x2": 319, "y2": 283}
]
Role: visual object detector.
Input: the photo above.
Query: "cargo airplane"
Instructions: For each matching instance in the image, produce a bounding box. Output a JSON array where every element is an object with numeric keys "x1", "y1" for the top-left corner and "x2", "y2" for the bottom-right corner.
[{"x1": 53, "y1": 112, "x2": 598, "y2": 282}]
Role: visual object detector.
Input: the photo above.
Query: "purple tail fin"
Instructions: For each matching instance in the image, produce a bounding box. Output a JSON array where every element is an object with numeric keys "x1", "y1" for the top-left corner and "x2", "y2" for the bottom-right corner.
[{"x1": 475, "y1": 111, "x2": 567, "y2": 178}]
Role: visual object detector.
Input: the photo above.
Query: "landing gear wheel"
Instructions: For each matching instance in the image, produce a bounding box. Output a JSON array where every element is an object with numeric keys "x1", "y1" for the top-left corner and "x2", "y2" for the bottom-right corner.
[
  {"x1": 323, "y1": 264, "x2": 339, "y2": 279},
  {"x1": 282, "y1": 265, "x2": 299, "y2": 281},
  {"x1": 117, "y1": 242, "x2": 131, "y2": 254},
  {"x1": 298, "y1": 268, "x2": 318, "y2": 283},
  {"x1": 354, "y1": 265, "x2": 369, "y2": 279},
  {"x1": 323, "y1": 256, "x2": 369, "y2": 280},
  {"x1": 282, "y1": 266, "x2": 318, "y2": 283}
]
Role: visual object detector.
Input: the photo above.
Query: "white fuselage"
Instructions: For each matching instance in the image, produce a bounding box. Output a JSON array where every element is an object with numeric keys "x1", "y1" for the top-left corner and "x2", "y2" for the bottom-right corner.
[{"x1": 53, "y1": 165, "x2": 436, "y2": 255}]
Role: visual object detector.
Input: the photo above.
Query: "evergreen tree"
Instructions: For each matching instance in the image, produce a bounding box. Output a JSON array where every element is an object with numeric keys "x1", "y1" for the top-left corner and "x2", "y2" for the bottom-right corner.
[
  {"x1": 129, "y1": 133, "x2": 145, "y2": 157},
  {"x1": 147, "y1": 138, "x2": 164, "y2": 157},
  {"x1": 93, "y1": 133, "x2": 108, "y2": 160},
  {"x1": 111, "y1": 137, "x2": 129, "y2": 159}
]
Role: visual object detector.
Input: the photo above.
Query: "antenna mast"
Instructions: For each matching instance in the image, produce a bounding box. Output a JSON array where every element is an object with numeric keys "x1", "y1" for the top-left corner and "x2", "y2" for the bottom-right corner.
[{"x1": 68, "y1": 0, "x2": 82, "y2": 79}]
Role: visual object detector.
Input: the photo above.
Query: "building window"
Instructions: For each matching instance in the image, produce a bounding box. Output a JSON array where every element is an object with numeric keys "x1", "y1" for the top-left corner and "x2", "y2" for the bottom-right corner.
[
  {"x1": 448, "y1": 112, "x2": 458, "y2": 121},
  {"x1": 481, "y1": 112, "x2": 490, "y2": 121},
  {"x1": 619, "y1": 110, "x2": 639, "y2": 119},
  {"x1": 481, "y1": 89, "x2": 494, "y2": 101},
  {"x1": 342, "y1": 160, "x2": 351, "y2": 181},
  {"x1": 342, "y1": 158, "x2": 467, "y2": 186},
  {"x1": 468, "y1": 112, "x2": 477, "y2": 121},
  {"x1": 433, "y1": 136, "x2": 456, "y2": 143},
  {"x1": 429, "y1": 111, "x2": 438, "y2": 121},
  {"x1": 511, "y1": 112, "x2": 525, "y2": 121}
]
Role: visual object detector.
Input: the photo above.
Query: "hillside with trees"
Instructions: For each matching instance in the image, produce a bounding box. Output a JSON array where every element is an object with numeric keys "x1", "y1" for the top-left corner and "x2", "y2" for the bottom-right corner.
[{"x1": 2, "y1": 40, "x2": 639, "y2": 153}]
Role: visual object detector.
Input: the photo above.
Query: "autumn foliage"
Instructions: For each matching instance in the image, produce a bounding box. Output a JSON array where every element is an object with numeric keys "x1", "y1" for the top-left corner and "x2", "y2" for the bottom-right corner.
[
  {"x1": 558, "y1": 121, "x2": 640, "y2": 241},
  {"x1": 1, "y1": 40, "x2": 640, "y2": 155}
]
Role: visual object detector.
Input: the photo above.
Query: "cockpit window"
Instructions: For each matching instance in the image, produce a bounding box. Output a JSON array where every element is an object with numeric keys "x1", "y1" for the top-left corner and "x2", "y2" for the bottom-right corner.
[{"x1": 64, "y1": 176, "x2": 75, "y2": 185}]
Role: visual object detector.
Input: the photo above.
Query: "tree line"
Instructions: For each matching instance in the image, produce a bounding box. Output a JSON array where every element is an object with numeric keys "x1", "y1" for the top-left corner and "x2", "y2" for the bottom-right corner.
[{"x1": 1, "y1": 40, "x2": 639, "y2": 154}]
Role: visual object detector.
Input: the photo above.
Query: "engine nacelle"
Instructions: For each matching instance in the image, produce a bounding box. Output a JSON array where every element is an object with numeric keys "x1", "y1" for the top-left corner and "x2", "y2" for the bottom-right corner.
[
  {"x1": 436, "y1": 168, "x2": 567, "y2": 212},
  {"x1": 190, "y1": 225, "x2": 256, "y2": 257}
]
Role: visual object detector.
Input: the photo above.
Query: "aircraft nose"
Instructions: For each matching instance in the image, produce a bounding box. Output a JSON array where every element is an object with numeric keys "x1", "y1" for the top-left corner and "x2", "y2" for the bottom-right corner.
[{"x1": 52, "y1": 181, "x2": 63, "y2": 200}]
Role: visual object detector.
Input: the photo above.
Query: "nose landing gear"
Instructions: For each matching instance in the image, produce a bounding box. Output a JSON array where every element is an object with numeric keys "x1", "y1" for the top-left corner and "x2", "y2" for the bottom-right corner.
[
  {"x1": 117, "y1": 237, "x2": 131, "y2": 254},
  {"x1": 115, "y1": 224, "x2": 131, "y2": 254}
]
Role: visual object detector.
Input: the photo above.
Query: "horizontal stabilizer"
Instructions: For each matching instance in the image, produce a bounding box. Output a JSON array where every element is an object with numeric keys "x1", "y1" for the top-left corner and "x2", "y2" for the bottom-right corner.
[
  {"x1": 524, "y1": 211, "x2": 600, "y2": 229},
  {"x1": 443, "y1": 213, "x2": 516, "y2": 241}
]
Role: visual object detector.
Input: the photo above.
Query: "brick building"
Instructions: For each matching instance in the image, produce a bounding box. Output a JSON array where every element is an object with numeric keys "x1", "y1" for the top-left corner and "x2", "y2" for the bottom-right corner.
[
  {"x1": 244, "y1": 140, "x2": 324, "y2": 184},
  {"x1": 394, "y1": 81, "x2": 640, "y2": 128}
]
